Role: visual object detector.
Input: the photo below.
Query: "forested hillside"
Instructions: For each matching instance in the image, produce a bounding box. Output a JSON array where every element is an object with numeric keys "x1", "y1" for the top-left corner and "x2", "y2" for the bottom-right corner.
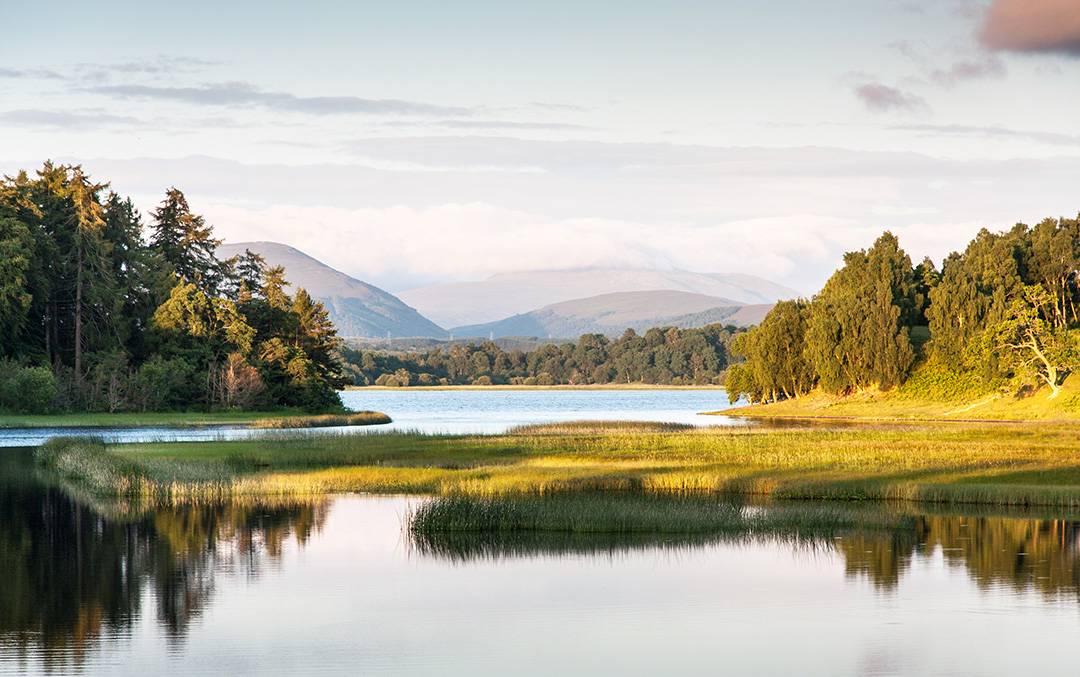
[
  {"x1": 341, "y1": 324, "x2": 747, "y2": 386},
  {"x1": 727, "y1": 215, "x2": 1080, "y2": 404},
  {"x1": 0, "y1": 163, "x2": 346, "y2": 413}
]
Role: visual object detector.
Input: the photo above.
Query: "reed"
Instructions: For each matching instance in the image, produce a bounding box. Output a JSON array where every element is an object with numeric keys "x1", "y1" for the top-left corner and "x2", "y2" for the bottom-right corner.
[
  {"x1": 36, "y1": 420, "x2": 1080, "y2": 508},
  {"x1": 252, "y1": 411, "x2": 392, "y2": 429}
]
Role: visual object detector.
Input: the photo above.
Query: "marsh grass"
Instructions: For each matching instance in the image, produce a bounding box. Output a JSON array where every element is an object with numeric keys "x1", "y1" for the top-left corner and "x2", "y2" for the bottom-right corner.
[
  {"x1": 36, "y1": 420, "x2": 1080, "y2": 509},
  {"x1": 405, "y1": 494, "x2": 911, "y2": 561},
  {"x1": 253, "y1": 411, "x2": 391, "y2": 429}
]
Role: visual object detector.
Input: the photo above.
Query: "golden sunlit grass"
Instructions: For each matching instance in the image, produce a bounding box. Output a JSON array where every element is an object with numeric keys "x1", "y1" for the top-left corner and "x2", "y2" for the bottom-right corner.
[{"x1": 34, "y1": 420, "x2": 1080, "y2": 508}]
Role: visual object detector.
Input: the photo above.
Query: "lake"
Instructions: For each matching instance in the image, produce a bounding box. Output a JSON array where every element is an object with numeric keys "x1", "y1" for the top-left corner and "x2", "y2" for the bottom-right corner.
[
  {"x1": 0, "y1": 388, "x2": 746, "y2": 446},
  {"x1": 4, "y1": 391, "x2": 1080, "y2": 674},
  {"x1": 2, "y1": 473, "x2": 1080, "y2": 675}
]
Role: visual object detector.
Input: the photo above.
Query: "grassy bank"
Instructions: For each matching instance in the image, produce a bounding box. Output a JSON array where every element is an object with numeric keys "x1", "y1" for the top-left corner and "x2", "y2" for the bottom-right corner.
[
  {"x1": 722, "y1": 376, "x2": 1080, "y2": 422},
  {"x1": 34, "y1": 419, "x2": 1080, "y2": 509},
  {"x1": 1, "y1": 409, "x2": 391, "y2": 429}
]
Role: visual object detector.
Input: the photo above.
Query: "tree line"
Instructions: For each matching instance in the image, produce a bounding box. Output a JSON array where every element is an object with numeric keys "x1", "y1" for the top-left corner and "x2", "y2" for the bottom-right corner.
[
  {"x1": 340, "y1": 324, "x2": 748, "y2": 386},
  {"x1": 726, "y1": 214, "x2": 1080, "y2": 404},
  {"x1": 0, "y1": 162, "x2": 346, "y2": 414}
]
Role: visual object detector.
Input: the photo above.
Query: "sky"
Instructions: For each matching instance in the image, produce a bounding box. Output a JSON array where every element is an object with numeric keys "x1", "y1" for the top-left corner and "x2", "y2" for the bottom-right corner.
[{"x1": 2, "y1": 0, "x2": 1079, "y2": 295}]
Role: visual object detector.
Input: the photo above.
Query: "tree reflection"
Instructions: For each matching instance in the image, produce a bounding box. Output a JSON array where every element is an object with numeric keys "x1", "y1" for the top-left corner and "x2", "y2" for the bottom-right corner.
[
  {"x1": 0, "y1": 460, "x2": 327, "y2": 669},
  {"x1": 839, "y1": 515, "x2": 1080, "y2": 594}
]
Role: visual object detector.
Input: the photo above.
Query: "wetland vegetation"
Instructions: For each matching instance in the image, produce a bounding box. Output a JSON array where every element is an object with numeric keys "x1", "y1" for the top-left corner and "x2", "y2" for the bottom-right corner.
[{"x1": 32, "y1": 419, "x2": 1080, "y2": 510}]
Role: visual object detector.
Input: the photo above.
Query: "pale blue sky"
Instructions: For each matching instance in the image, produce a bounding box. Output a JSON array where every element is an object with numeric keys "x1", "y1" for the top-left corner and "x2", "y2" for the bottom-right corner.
[{"x1": 2, "y1": 0, "x2": 1078, "y2": 292}]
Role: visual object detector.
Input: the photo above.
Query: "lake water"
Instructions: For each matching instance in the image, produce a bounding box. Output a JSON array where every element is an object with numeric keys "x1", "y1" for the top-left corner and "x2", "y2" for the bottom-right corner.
[
  {"x1": 0, "y1": 389, "x2": 746, "y2": 446},
  {"x1": 4, "y1": 392, "x2": 1080, "y2": 674},
  {"x1": 2, "y1": 468, "x2": 1080, "y2": 675},
  {"x1": 339, "y1": 388, "x2": 745, "y2": 434}
]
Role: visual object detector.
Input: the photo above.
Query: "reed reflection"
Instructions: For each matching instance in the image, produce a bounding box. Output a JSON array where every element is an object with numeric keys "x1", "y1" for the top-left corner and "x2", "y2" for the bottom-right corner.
[{"x1": 407, "y1": 495, "x2": 1080, "y2": 599}]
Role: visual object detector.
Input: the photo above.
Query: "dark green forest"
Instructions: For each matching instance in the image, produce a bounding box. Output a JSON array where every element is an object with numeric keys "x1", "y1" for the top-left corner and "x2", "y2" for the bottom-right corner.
[
  {"x1": 341, "y1": 324, "x2": 748, "y2": 386},
  {"x1": 727, "y1": 214, "x2": 1080, "y2": 404},
  {"x1": 0, "y1": 163, "x2": 346, "y2": 414}
]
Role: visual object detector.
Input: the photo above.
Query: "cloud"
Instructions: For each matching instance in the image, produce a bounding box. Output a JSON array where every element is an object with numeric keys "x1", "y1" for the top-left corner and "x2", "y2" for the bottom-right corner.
[
  {"x1": 83, "y1": 82, "x2": 472, "y2": 117},
  {"x1": 203, "y1": 201, "x2": 839, "y2": 292},
  {"x1": 0, "y1": 67, "x2": 63, "y2": 80},
  {"x1": 0, "y1": 109, "x2": 143, "y2": 130},
  {"x1": 979, "y1": 0, "x2": 1080, "y2": 55},
  {"x1": 929, "y1": 55, "x2": 1007, "y2": 86},
  {"x1": 852, "y1": 83, "x2": 930, "y2": 113},
  {"x1": 893, "y1": 123, "x2": 1080, "y2": 146}
]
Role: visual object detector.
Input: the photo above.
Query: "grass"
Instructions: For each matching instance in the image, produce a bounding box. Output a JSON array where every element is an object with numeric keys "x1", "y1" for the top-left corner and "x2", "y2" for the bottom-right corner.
[
  {"x1": 31, "y1": 419, "x2": 1080, "y2": 509},
  {"x1": 405, "y1": 494, "x2": 911, "y2": 560},
  {"x1": 252, "y1": 411, "x2": 392, "y2": 429},
  {"x1": 723, "y1": 365, "x2": 1080, "y2": 422},
  {"x1": 0, "y1": 409, "x2": 391, "y2": 429}
]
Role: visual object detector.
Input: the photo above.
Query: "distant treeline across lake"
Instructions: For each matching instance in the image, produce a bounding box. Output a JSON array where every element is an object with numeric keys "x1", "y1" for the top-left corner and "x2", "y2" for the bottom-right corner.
[{"x1": 341, "y1": 324, "x2": 749, "y2": 386}]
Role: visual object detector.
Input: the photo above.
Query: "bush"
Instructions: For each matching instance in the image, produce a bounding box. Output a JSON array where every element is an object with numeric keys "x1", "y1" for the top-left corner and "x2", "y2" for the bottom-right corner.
[
  {"x1": 472, "y1": 375, "x2": 493, "y2": 386},
  {"x1": 0, "y1": 361, "x2": 57, "y2": 414}
]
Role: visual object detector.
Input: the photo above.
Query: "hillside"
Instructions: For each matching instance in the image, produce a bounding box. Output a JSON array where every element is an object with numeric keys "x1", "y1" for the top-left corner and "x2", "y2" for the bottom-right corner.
[
  {"x1": 218, "y1": 241, "x2": 447, "y2": 338},
  {"x1": 397, "y1": 269, "x2": 801, "y2": 328},
  {"x1": 450, "y1": 290, "x2": 773, "y2": 339}
]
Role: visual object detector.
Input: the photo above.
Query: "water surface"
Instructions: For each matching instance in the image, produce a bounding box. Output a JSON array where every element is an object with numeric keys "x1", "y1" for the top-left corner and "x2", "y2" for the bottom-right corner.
[{"x1": 3, "y1": 453, "x2": 1080, "y2": 675}]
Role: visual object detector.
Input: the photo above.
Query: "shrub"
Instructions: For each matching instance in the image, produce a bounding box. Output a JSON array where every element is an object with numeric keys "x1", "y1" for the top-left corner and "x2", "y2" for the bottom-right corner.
[{"x1": 0, "y1": 361, "x2": 57, "y2": 414}]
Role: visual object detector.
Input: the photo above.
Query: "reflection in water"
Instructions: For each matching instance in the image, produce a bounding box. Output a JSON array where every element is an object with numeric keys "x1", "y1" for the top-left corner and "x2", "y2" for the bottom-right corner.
[
  {"x1": 840, "y1": 514, "x2": 1080, "y2": 594},
  {"x1": 0, "y1": 450, "x2": 327, "y2": 670},
  {"x1": 406, "y1": 495, "x2": 1080, "y2": 599},
  {"x1": 7, "y1": 451, "x2": 1080, "y2": 671}
]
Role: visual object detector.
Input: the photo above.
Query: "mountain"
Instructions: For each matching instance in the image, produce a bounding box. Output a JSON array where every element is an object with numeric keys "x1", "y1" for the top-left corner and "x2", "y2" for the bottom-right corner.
[
  {"x1": 218, "y1": 241, "x2": 447, "y2": 338},
  {"x1": 450, "y1": 290, "x2": 774, "y2": 339},
  {"x1": 397, "y1": 269, "x2": 801, "y2": 328}
]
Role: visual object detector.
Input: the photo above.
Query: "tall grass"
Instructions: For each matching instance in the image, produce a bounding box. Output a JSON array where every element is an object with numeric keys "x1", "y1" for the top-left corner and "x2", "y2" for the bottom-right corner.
[
  {"x1": 405, "y1": 494, "x2": 912, "y2": 560},
  {"x1": 253, "y1": 411, "x2": 391, "y2": 429},
  {"x1": 35, "y1": 420, "x2": 1080, "y2": 509}
]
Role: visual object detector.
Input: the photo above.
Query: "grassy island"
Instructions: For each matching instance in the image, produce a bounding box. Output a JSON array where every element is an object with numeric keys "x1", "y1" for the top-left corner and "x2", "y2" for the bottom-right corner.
[{"x1": 34, "y1": 419, "x2": 1080, "y2": 510}]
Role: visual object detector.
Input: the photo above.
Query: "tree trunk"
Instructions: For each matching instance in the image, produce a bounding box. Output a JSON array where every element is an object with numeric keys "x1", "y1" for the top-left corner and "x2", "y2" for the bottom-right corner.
[{"x1": 75, "y1": 234, "x2": 83, "y2": 376}]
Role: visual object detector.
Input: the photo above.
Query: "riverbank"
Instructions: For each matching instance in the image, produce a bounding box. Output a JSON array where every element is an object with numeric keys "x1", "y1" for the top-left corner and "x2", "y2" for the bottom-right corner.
[
  {"x1": 719, "y1": 379, "x2": 1080, "y2": 422},
  {"x1": 0, "y1": 410, "x2": 391, "y2": 429},
  {"x1": 36, "y1": 420, "x2": 1080, "y2": 509}
]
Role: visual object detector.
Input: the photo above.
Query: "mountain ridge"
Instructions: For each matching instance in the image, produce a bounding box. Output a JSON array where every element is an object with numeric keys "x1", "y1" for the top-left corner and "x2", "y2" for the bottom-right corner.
[
  {"x1": 397, "y1": 268, "x2": 800, "y2": 328},
  {"x1": 218, "y1": 241, "x2": 448, "y2": 339}
]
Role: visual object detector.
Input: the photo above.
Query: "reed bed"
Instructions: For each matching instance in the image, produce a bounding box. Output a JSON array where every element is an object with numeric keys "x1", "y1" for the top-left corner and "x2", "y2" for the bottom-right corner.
[
  {"x1": 405, "y1": 494, "x2": 911, "y2": 561},
  {"x1": 252, "y1": 410, "x2": 392, "y2": 429},
  {"x1": 34, "y1": 420, "x2": 1080, "y2": 509}
]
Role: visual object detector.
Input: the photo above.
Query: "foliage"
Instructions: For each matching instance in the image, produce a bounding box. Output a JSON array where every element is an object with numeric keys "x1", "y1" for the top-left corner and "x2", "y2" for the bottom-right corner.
[
  {"x1": 341, "y1": 324, "x2": 746, "y2": 387},
  {"x1": 728, "y1": 300, "x2": 813, "y2": 403},
  {"x1": 0, "y1": 163, "x2": 347, "y2": 413},
  {"x1": 806, "y1": 232, "x2": 917, "y2": 394}
]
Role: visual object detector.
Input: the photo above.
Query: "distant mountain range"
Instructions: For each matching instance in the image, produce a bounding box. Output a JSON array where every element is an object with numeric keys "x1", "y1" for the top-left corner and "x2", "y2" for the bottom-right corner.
[
  {"x1": 218, "y1": 241, "x2": 799, "y2": 340},
  {"x1": 451, "y1": 290, "x2": 774, "y2": 339},
  {"x1": 396, "y1": 269, "x2": 801, "y2": 328},
  {"x1": 218, "y1": 242, "x2": 447, "y2": 339}
]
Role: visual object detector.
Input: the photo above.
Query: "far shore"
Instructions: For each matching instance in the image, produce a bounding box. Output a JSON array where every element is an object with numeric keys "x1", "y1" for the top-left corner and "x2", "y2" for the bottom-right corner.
[
  {"x1": 0, "y1": 410, "x2": 391, "y2": 430},
  {"x1": 344, "y1": 383, "x2": 727, "y2": 392}
]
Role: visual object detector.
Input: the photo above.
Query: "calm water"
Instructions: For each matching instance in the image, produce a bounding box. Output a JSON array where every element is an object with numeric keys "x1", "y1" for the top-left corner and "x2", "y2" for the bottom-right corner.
[
  {"x1": 0, "y1": 389, "x2": 745, "y2": 447},
  {"x1": 2, "y1": 466, "x2": 1080, "y2": 675},
  {"x1": 3, "y1": 393, "x2": 1080, "y2": 674},
  {"x1": 339, "y1": 388, "x2": 745, "y2": 434}
]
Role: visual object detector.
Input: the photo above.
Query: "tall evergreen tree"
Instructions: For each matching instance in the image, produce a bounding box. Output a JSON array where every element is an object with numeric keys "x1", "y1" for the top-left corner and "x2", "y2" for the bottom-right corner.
[{"x1": 149, "y1": 188, "x2": 225, "y2": 293}]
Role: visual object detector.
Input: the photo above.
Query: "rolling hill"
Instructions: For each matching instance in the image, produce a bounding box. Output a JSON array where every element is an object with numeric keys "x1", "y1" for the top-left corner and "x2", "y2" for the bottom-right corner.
[
  {"x1": 218, "y1": 241, "x2": 447, "y2": 339},
  {"x1": 450, "y1": 290, "x2": 774, "y2": 339},
  {"x1": 397, "y1": 269, "x2": 801, "y2": 328}
]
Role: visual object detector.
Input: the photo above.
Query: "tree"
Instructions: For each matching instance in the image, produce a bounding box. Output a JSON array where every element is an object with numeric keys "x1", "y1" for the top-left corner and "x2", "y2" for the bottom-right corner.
[
  {"x1": 981, "y1": 285, "x2": 1080, "y2": 399},
  {"x1": 732, "y1": 300, "x2": 814, "y2": 402},
  {"x1": 149, "y1": 188, "x2": 225, "y2": 292},
  {"x1": 805, "y1": 232, "x2": 917, "y2": 393}
]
